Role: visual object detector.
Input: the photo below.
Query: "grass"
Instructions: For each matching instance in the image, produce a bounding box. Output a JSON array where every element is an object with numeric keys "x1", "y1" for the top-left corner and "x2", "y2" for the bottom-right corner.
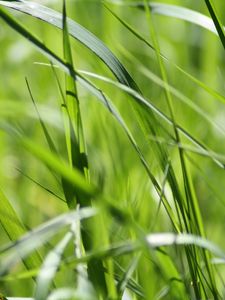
[{"x1": 0, "y1": 0, "x2": 224, "y2": 299}]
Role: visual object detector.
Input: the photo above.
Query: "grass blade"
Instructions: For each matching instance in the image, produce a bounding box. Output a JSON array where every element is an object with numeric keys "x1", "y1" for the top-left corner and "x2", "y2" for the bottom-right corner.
[
  {"x1": 0, "y1": 0, "x2": 139, "y2": 91},
  {"x1": 203, "y1": 0, "x2": 225, "y2": 50},
  {"x1": 0, "y1": 208, "x2": 97, "y2": 276},
  {"x1": 0, "y1": 4, "x2": 222, "y2": 174},
  {"x1": 61, "y1": 0, "x2": 90, "y2": 209},
  {"x1": 79, "y1": 70, "x2": 225, "y2": 168},
  {"x1": 146, "y1": 233, "x2": 225, "y2": 259},
  {"x1": 21, "y1": 137, "x2": 97, "y2": 201},
  {"x1": 34, "y1": 231, "x2": 73, "y2": 300},
  {"x1": 105, "y1": 1, "x2": 225, "y2": 106},
  {"x1": 25, "y1": 78, "x2": 58, "y2": 155},
  {"x1": 107, "y1": 1, "x2": 224, "y2": 36},
  {"x1": 0, "y1": 189, "x2": 42, "y2": 273}
]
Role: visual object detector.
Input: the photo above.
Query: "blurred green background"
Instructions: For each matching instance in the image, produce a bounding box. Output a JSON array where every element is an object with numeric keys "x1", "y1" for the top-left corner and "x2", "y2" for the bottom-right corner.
[{"x1": 0, "y1": 0, "x2": 224, "y2": 297}]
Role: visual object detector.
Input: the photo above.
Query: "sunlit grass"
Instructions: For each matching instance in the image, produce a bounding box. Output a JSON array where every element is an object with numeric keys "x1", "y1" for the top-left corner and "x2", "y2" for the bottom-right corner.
[{"x1": 0, "y1": 0, "x2": 224, "y2": 299}]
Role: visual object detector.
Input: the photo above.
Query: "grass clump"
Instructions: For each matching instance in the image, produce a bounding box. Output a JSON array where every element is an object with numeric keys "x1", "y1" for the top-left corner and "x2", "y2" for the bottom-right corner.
[{"x1": 0, "y1": 0, "x2": 224, "y2": 299}]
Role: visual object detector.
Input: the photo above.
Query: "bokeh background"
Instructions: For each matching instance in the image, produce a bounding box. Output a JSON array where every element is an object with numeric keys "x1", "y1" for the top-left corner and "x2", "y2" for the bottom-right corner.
[{"x1": 0, "y1": 0, "x2": 224, "y2": 297}]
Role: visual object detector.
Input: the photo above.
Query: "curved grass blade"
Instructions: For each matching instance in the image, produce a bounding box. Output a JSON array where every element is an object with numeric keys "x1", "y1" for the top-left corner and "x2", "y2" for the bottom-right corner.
[
  {"x1": 78, "y1": 70, "x2": 225, "y2": 168},
  {"x1": 3, "y1": 232, "x2": 224, "y2": 298},
  {"x1": 0, "y1": 3, "x2": 167, "y2": 207},
  {"x1": 146, "y1": 233, "x2": 225, "y2": 259},
  {"x1": 0, "y1": 3, "x2": 221, "y2": 250},
  {"x1": 147, "y1": 135, "x2": 225, "y2": 163},
  {"x1": 149, "y1": 2, "x2": 222, "y2": 36},
  {"x1": 0, "y1": 208, "x2": 97, "y2": 276},
  {"x1": 106, "y1": 1, "x2": 224, "y2": 35},
  {"x1": 65, "y1": 233, "x2": 225, "y2": 273},
  {"x1": 138, "y1": 66, "x2": 225, "y2": 136},
  {"x1": 0, "y1": 1, "x2": 180, "y2": 265},
  {"x1": 78, "y1": 75, "x2": 180, "y2": 231},
  {"x1": 4, "y1": 231, "x2": 224, "y2": 271},
  {"x1": 1, "y1": 2, "x2": 224, "y2": 154},
  {"x1": 104, "y1": 3, "x2": 225, "y2": 106},
  {"x1": 0, "y1": 4, "x2": 223, "y2": 171},
  {"x1": 0, "y1": 0, "x2": 139, "y2": 91}
]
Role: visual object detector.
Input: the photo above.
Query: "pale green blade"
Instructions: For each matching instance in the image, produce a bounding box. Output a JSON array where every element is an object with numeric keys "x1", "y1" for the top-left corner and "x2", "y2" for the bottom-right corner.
[
  {"x1": 0, "y1": 0, "x2": 139, "y2": 91},
  {"x1": 107, "y1": 1, "x2": 224, "y2": 35},
  {"x1": 0, "y1": 208, "x2": 97, "y2": 276}
]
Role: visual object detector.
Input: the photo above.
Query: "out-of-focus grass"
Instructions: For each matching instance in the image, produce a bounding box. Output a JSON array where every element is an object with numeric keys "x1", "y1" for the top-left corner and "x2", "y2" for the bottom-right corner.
[{"x1": 0, "y1": 0, "x2": 224, "y2": 299}]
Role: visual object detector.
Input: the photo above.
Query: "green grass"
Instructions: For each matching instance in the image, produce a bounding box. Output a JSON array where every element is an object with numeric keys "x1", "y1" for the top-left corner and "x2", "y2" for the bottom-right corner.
[{"x1": 0, "y1": 0, "x2": 224, "y2": 299}]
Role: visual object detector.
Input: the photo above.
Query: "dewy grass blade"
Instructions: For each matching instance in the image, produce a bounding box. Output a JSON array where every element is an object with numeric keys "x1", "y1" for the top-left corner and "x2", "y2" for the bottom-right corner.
[{"x1": 0, "y1": 0, "x2": 140, "y2": 91}]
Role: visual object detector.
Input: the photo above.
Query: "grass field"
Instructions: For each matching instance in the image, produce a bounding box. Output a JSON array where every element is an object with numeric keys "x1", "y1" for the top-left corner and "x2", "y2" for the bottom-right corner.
[{"x1": 0, "y1": 0, "x2": 225, "y2": 299}]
